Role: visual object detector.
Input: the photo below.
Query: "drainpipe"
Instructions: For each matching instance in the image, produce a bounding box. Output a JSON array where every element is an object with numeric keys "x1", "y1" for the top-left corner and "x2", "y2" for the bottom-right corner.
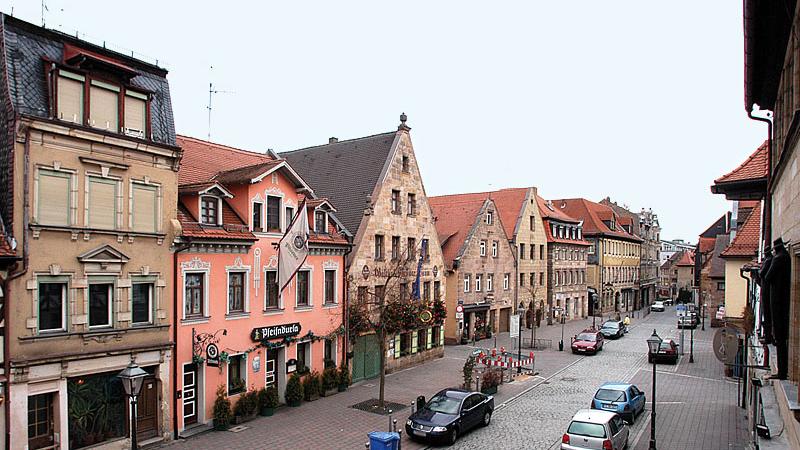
[
  {"x1": 172, "y1": 241, "x2": 192, "y2": 440},
  {"x1": 747, "y1": 110, "x2": 772, "y2": 246},
  {"x1": 342, "y1": 242, "x2": 353, "y2": 367},
  {"x1": 739, "y1": 267, "x2": 753, "y2": 408},
  {"x1": 6, "y1": 125, "x2": 31, "y2": 450}
]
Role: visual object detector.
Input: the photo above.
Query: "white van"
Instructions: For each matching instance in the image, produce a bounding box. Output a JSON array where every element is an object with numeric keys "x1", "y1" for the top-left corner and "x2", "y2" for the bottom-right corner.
[{"x1": 561, "y1": 409, "x2": 629, "y2": 450}]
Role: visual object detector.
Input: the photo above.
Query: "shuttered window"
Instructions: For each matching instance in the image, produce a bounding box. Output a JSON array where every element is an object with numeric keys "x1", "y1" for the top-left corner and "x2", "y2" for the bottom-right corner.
[
  {"x1": 132, "y1": 184, "x2": 158, "y2": 233},
  {"x1": 57, "y1": 72, "x2": 84, "y2": 125},
  {"x1": 124, "y1": 91, "x2": 147, "y2": 137},
  {"x1": 88, "y1": 177, "x2": 117, "y2": 229},
  {"x1": 37, "y1": 169, "x2": 71, "y2": 226},
  {"x1": 89, "y1": 80, "x2": 119, "y2": 131}
]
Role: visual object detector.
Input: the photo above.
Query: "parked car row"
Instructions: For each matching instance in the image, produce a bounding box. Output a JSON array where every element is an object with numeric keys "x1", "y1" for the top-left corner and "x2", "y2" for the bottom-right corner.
[
  {"x1": 562, "y1": 382, "x2": 646, "y2": 449},
  {"x1": 571, "y1": 319, "x2": 629, "y2": 356}
]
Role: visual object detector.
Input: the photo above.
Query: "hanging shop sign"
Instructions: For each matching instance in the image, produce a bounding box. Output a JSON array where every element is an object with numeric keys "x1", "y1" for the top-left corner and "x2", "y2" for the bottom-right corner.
[
  {"x1": 251, "y1": 323, "x2": 302, "y2": 342},
  {"x1": 252, "y1": 356, "x2": 261, "y2": 373},
  {"x1": 206, "y1": 343, "x2": 220, "y2": 367},
  {"x1": 286, "y1": 358, "x2": 298, "y2": 374},
  {"x1": 360, "y1": 265, "x2": 440, "y2": 280}
]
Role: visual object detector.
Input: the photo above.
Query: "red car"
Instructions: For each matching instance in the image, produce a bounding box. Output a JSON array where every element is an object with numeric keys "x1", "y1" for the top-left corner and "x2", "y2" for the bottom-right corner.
[
  {"x1": 648, "y1": 338, "x2": 679, "y2": 364},
  {"x1": 571, "y1": 330, "x2": 604, "y2": 355}
]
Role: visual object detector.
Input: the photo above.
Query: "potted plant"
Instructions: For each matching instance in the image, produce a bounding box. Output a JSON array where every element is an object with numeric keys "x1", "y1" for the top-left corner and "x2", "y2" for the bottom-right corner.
[
  {"x1": 320, "y1": 367, "x2": 338, "y2": 397},
  {"x1": 303, "y1": 371, "x2": 321, "y2": 401},
  {"x1": 337, "y1": 363, "x2": 351, "y2": 392},
  {"x1": 485, "y1": 323, "x2": 493, "y2": 339},
  {"x1": 481, "y1": 369, "x2": 501, "y2": 395},
  {"x1": 259, "y1": 386, "x2": 279, "y2": 416},
  {"x1": 212, "y1": 385, "x2": 232, "y2": 431},
  {"x1": 232, "y1": 388, "x2": 258, "y2": 423},
  {"x1": 285, "y1": 373, "x2": 304, "y2": 407}
]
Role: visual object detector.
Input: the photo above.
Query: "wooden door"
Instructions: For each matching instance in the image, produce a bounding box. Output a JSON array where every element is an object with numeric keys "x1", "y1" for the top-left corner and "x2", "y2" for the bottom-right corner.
[
  {"x1": 27, "y1": 393, "x2": 54, "y2": 450},
  {"x1": 183, "y1": 364, "x2": 198, "y2": 426},
  {"x1": 137, "y1": 376, "x2": 159, "y2": 440}
]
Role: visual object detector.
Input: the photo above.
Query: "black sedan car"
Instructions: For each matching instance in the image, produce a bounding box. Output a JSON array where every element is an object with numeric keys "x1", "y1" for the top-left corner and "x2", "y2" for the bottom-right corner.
[{"x1": 406, "y1": 388, "x2": 494, "y2": 445}]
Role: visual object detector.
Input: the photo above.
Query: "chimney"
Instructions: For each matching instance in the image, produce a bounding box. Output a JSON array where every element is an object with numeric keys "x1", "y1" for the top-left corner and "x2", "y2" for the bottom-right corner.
[{"x1": 329, "y1": 137, "x2": 338, "y2": 144}]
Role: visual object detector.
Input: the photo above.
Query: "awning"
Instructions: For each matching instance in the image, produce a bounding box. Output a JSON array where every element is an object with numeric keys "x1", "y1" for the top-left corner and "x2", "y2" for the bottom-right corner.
[
  {"x1": 63, "y1": 43, "x2": 138, "y2": 78},
  {"x1": 463, "y1": 303, "x2": 490, "y2": 312}
]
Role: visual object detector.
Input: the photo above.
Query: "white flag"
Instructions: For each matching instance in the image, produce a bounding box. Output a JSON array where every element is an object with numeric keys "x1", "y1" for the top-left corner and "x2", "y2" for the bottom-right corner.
[{"x1": 278, "y1": 200, "x2": 309, "y2": 293}]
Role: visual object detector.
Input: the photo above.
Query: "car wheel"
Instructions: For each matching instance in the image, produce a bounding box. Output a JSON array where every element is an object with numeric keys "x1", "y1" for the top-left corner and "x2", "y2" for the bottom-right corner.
[
  {"x1": 482, "y1": 411, "x2": 492, "y2": 427},
  {"x1": 448, "y1": 428, "x2": 459, "y2": 446}
]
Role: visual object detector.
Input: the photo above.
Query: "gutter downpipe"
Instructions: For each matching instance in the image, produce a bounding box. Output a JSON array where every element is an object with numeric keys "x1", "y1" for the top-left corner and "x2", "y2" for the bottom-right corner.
[
  {"x1": 342, "y1": 242, "x2": 353, "y2": 368},
  {"x1": 747, "y1": 109, "x2": 772, "y2": 246},
  {"x1": 740, "y1": 267, "x2": 752, "y2": 409},
  {"x1": 172, "y1": 240, "x2": 192, "y2": 440},
  {"x1": 6, "y1": 125, "x2": 31, "y2": 450}
]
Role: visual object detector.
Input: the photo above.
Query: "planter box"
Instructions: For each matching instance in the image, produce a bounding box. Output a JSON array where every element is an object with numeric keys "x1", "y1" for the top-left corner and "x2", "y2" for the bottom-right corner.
[
  {"x1": 304, "y1": 393, "x2": 320, "y2": 402},
  {"x1": 321, "y1": 388, "x2": 338, "y2": 397},
  {"x1": 287, "y1": 399, "x2": 301, "y2": 407},
  {"x1": 233, "y1": 412, "x2": 257, "y2": 424},
  {"x1": 481, "y1": 386, "x2": 498, "y2": 395},
  {"x1": 337, "y1": 384, "x2": 348, "y2": 393},
  {"x1": 213, "y1": 419, "x2": 230, "y2": 431},
  {"x1": 259, "y1": 407, "x2": 275, "y2": 417}
]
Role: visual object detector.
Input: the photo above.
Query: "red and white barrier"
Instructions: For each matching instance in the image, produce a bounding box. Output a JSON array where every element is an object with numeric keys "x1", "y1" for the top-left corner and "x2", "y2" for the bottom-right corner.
[{"x1": 477, "y1": 350, "x2": 535, "y2": 369}]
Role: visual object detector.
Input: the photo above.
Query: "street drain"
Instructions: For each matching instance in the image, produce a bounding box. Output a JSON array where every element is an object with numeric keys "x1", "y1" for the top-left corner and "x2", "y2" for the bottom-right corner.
[
  {"x1": 229, "y1": 425, "x2": 248, "y2": 433},
  {"x1": 561, "y1": 377, "x2": 577, "y2": 382}
]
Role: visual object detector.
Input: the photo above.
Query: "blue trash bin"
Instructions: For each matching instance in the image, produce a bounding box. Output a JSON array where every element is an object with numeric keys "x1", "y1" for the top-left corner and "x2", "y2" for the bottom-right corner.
[{"x1": 368, "y1": 431, "x2": 400, "y2": 450}]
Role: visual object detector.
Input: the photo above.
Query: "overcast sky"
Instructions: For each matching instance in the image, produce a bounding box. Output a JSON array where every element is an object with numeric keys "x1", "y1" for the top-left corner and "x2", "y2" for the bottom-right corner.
[{"x1": 5, "y1": 1, "x2": 766, "y2": 242}]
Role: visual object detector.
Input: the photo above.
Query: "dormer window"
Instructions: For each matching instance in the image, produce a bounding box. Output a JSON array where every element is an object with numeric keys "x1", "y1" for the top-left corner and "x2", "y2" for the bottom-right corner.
[
  {"x1": 200, "y1": 196, "x2": 220, "y2": 225},
  {"x1": 89, "y1": 80, "x2": 119, "y2": 131},
  {"x1": 314, "y1": 210, "x2": 328, "y2": 234},
  {"x1": 57, "y1": 71, "x2": 84, "y2": 125}
]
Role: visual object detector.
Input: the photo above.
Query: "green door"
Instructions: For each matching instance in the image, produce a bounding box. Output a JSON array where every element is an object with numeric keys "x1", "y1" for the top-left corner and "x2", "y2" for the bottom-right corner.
[{"x1": 352, "y1": 334, "x2": 381, "y2": 382}]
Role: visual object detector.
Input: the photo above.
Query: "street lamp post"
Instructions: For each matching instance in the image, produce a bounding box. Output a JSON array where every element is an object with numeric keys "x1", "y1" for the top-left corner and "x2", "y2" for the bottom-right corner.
[
  {"x1": 689, "y1": 324, "x2": 695, "y2": 363},
  {"x1": 118, "y1": 362, "x2": 148, "y2": 450},
  {"x1": 560, "y1": 313, "x2": 566, "y2": 352},
  {"x1": 647, "y1": 329, "x2": 662, "y2": 450},
  {"x1": 701, "y1": 302, "x2": 706, "y2": 331}
]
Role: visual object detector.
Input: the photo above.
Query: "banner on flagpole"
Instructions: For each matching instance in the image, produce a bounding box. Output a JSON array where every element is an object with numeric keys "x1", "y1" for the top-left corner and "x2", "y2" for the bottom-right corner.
[{"x1": 278, "y1": 200, "x2": 309, "y2": 293}]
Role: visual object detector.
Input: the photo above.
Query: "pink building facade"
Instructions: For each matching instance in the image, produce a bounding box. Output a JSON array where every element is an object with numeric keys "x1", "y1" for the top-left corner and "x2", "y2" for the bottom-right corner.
[{"x1": 173, "y1": 136, "x2": 349, "y2": 435}]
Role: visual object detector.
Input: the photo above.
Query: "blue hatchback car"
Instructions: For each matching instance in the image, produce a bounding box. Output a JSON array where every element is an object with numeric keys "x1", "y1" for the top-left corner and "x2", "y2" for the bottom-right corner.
[{"x1": 591, "y1": 383, "x2": 646, "y2": 423}]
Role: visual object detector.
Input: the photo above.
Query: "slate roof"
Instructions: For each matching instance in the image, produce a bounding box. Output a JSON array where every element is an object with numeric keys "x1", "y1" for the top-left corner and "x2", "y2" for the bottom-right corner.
[
  {"x1": 714, "y1": 141, "x2": 769, "y2": 184},
  {"x1": 177, "y1": 135, "x2": 274, "y2": 185},
  {"x1": 0, "y1": 15, "x2": 176, "y2": 146},
  {"x1": 281, "y1": 132, "x2": 397, "y2": 235},
  {"x1": 708, "y1": 235, "x2": 730, "y2": 278},
  {"x1": 428, "y1": 196, "x2": 487, "y2": 270},
  {"x1": 552, "y1": 198, "x2": 642, "y2": 242},
  {"x1": 721, "y1": 203, "x2": 761, "y2": 258},
  {"x1": 700, "y1": 214, "x2": 729, "y2": 238}
]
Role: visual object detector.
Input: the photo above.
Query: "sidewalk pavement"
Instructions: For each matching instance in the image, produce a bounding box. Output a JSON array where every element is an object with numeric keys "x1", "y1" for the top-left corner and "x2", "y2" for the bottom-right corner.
[{"x1": 163, "y1": 314, "x2": 606, "y2": 450}]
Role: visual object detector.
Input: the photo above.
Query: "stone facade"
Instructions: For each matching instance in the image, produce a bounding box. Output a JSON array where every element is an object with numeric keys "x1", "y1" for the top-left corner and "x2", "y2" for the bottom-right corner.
[
  {"x1": 513, "y1": 188, "x2": 549, "y2": 328},
  {"x1": 594, "y1": 237, "x2": 642, "y2": 314}
]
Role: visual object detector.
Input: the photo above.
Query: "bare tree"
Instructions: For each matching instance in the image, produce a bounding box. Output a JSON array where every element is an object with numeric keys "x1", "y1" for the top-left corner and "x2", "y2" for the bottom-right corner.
[{"x1": 521, "y1": 283, "x2": 544, "y2": 348}]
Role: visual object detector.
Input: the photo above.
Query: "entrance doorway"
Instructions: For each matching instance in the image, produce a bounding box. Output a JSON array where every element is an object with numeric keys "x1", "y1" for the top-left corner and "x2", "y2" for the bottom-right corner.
[
  {"x1": 499, "y1": 308, "x2": 511, "y2": 332},
  {"x1": 182, "y1": 364, "x2": 199, "y2": 427},
  {"x1": 28, "y1": 393, "x2": 55, "y2": 450},
  {"x1": 137, "y1": 375, "x2": 159, "y2": 440},
  {"x1": 352, "y1": 334, "x2": 380, "y2": 382}
]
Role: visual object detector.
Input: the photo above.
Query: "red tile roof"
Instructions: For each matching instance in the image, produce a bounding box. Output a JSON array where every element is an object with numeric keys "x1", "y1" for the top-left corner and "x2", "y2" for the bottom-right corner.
[
  {"x1": 552, "y1": 198, "x2": 642, "y2": 242},
  {"x1": 676, "y1": 250, "x2": 695, "y2": 266},
  {"x1": 177, "y1": 203, "x2": 256, "y2": 241},
  {"x1": 213, "y1": 160, "x2": 285, "y2": 185},
  {"x1": 177, "y1": 135, "x2": 275, "y2": 186},
  {"x1": 429, "y1": 195, "x2": 489, "y2": 269},
  {"x1": 721, "y1": 203, "x2": 762, "y2": 258},
  {"x1": 536, "y1": 195, "x2": 579, "y2": 223},
  {"x1": 714, "y1": 141, "x2": 768, "y2": 184},
  {"x1": 429, "y1": 188, "x2": 528, "y2": 240},
  {"x1": 698, "y1": 237, "x2": 716, "y2": 254}
]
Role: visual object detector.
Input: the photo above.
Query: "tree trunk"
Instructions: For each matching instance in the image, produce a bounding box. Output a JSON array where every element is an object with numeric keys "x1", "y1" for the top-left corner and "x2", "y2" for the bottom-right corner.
[{"x1": 378, "y1": 327, "x2": 387, "y2": 408}]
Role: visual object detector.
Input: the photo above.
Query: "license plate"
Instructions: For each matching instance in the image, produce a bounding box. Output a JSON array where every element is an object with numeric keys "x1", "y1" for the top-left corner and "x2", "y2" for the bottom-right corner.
[
  {"x1": 578, "y1": 348, "x2": 586, "y2": 352},
  {"x1": 603, "y1": 403, "x2": 614, "y2": 409},
  {"x1": 413, "y1": 430, "x2": 426, "y2": 437}
]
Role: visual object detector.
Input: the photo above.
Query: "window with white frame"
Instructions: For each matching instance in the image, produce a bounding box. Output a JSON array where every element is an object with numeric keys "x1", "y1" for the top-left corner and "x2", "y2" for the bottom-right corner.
[
  {"x1": 265, "y1": 270, "x2": 280, "y2": 310},
  {"x1": 486, "y1": 211, "x2": 494, "y2": 225},
  {"x1": 228, "y1": 271, "x2": 246, "y2": 314},
  {"x1": 480, "y1": 240, "x2": 486, "y2": 257},
  {"x1": 324, "y1": 269, "x2": 336, "y2": 305},
  {"x1": 486, "y1": 274, "x2": 493, "y2": 292},
  {"x1": 87, "y1": 176, "x2": 118, "y2": 229},
  {"x1": 296, "y1": 270, "x2": 310, "y2": 307},
  {"x1": 492, "y1": 241, "x2": 498, "y2": 257},
  {"x1": 284, "y1": 206, "x2": 295, "y2": 229},
  {"x1": 131, "y1": 182, "x2": 158, "y2": 233},
  {"x1": 252, "y1": 201, "x2": 264, "y2": 232},
  {"x1": 266, "y1": 196, "x2": 281, "y2": 232},
  {"x1": 38, "y1": 281, "x2": 67, "y2": 332},
  {"x1": 297, "y1": 341, "x2": 311, "y2": 371},
  {"x1": 464, "y1": 275, "x2": 471, "y2": 292},
  {"x1": 88, "y1": 282, "x2": 113, "y2": 328},
  {"x1": 131, "y1": 281, "x2": 154, "y2": 325},
  {"x1": 36, "y1": 168, "x2": 72, "y2": 226},
  {"x1": 184, "y1": 272, "x2": 205, "y2": 318},
  {"x1": 200, "y1": 196, "x2": 220, "y2": 225},
  {"x1": 475, "y1": 274, "x2": 482, "y2": 292},
  {"x1": 227, "y1": 354, "x2": 246, "y2": 395},
  {"x1": 315, "y1": 210, "x2": 328, "y2": 233},
  {"x1": 503, "y1": 273, "x2": 510, "y2": 290}
]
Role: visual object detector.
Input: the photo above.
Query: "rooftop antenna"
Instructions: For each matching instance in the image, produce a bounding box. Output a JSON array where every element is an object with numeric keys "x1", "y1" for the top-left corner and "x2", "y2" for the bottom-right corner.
[{"x1": 207, "y1": 66, "x2": 234, "y2": 140}]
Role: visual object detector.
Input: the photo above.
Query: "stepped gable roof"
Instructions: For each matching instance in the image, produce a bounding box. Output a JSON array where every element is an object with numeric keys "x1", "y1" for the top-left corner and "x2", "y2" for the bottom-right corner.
[
  {"x1": 709, "y1": 235, "x2": 731, "y2": 278},
  {"x1": 281, "y1": 132, "x2": 397, "y2": 236},
  {"x1": 676, "y1": 251, "x2": 695, "y2": 267},
  {"x1": 552, "y1": 198, "x2": 642, "y2": 242},
  {"x1": 714, "y1": 141, "x2": 768, "y2": 184},
  {"x1": 722, "y1": 203, "x2": 762, "y2": 259},
  {"x1": 429, "y1": 195, "x2": 489, "y2": 270},
  {"x1": 177, "y1": 203, "x2": 255, "y2": 242},
  {"x1": 177, "y1": 135, "x2": 274, "y2": 186}
]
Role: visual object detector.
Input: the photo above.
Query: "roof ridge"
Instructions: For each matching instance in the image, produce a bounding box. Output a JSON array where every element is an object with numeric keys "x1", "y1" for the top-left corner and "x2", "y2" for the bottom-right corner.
[
  {"x1": 280, "y1": 130, "x2": 398, "y2": 155},
  {"x1": 177, "y1": 134, "x2": 273, "y2": 160},
  {"x1": 429, "y1": 187, "x2": 529, "y2": 199}
]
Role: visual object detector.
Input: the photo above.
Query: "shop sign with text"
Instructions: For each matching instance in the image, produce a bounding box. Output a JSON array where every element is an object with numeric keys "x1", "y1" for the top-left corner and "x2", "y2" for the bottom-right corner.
[{"x1": 251, "y1": 323, "x2": 302, "y2": 342}]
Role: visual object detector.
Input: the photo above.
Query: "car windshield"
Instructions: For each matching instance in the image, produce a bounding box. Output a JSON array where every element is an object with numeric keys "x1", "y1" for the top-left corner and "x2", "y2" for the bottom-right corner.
[
  {"x1": 425, "y1": 394, "x2": 461, "y2": 415},
  {"x1": 654, "y1": 302, "x2": 663, "y2": 306},
  {"x1": 601, "y1": 322, "x2": 619, "y2": 329},
  {"x1": 595, "y1": 389, "x2": 626, "y2": 402},
  {"x1": 568, "y1": 421, "x2": 607, "y2": 438},
  {"x1": 659, "y1": 342, "x2": 672, "y2": 350},
  {"x1": 577, "y1": 333, "x2": 596, "y2": 341}
]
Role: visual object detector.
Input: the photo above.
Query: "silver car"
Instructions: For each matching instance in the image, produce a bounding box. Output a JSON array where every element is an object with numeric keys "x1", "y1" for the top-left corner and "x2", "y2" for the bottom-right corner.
[{"x1": 561, "y1": 409, "x2": 629, "y2": 450}]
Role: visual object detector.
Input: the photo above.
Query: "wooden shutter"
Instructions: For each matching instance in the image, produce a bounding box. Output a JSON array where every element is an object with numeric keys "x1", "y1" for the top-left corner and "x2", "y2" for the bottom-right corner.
[
  {"x1": 411, "y1": 332, "x2": 418, "y2": 354},
  {"x1": 394, "y1": 335, "x2": 401, "y2": 359},
  {"x1": 439, "y1": 325, "x2": 445, "y2": 346},
  {"x1": 57, "y1": 74, "x2": 84, "y2": 124},
  {"x1": 132, "y1": 184, "x2": 157, "y2": 232},
  {"x1": 38, "y1": 170, "x2": 70, "y2": 225},
  {"x1": 89, "y1": 82, "x2": 119, "y2": 131},
  {"x1": 124, "y1": 94, "x2": 146, "y2": 136},
  {"x1": 88, "y1": 178, "x2": 116, "y2": 229},
  {"x1": 427, "y1": 328, "x2": 433, "y2": 350}
]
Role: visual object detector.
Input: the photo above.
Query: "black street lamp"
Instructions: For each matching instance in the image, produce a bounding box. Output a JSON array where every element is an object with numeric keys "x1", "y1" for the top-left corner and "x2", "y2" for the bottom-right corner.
[
  {"x1": 646, "y1": 329, "x2": 662, "y2": 450},
  {"x1": 689, "y1": 323, "x2": 695, "y2": 363},
  {"x1": 701, "y1": 302, "x2": 706, "y2": 331},
  {"x1": 118, "y1": 362, "x2": 148, "y2": 450}
]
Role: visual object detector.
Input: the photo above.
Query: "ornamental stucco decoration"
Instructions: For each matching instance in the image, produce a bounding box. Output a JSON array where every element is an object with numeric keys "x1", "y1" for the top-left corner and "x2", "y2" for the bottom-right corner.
[{"x1": 181, "y1": 257, "x2": 211, "y2": 270}]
